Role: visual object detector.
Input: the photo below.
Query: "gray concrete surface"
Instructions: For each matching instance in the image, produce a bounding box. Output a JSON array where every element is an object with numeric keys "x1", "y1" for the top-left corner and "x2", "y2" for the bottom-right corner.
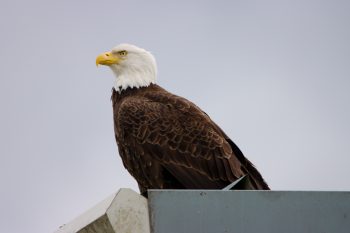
[{"x1": 55, "y1": 189, "x2": 150, "y2": 233}]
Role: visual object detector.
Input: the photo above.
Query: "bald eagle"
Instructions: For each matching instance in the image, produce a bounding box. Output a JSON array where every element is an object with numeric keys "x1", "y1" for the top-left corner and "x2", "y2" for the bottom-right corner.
[{"x1": 96, "y1": 44, "x2": 269, "y2": 196}]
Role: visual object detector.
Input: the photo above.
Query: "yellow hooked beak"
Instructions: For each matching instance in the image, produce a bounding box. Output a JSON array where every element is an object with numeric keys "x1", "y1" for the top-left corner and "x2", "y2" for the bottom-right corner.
[{"x1": 96, "y1": 52, "x2": 120, "y2": 66}]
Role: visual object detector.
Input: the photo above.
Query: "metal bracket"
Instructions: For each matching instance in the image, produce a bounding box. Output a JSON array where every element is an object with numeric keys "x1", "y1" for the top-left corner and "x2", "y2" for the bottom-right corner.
[{"x1": 222, "y1": 175, "x2": 251, "y2": 190}]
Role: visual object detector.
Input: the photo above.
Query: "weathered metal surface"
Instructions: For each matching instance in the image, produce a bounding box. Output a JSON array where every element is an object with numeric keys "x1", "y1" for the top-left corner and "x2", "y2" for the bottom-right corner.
[
  {"x1": 148, "y1": 190, "x2": 350, "y2": 233},
  {"x1": 55, "y1": 189, "x2": 150, "y2": 233}
]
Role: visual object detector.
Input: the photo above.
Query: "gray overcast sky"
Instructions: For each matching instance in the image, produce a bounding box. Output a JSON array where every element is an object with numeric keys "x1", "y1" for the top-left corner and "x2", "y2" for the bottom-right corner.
[{"x1": 1, "y1": 0, "x2": 349, "y2": 232}]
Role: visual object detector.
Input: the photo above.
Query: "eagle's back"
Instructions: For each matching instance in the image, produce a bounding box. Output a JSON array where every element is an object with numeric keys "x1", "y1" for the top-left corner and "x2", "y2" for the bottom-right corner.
[{"x1": 111, "y1": 84, "x2": 269, "y2": 196}]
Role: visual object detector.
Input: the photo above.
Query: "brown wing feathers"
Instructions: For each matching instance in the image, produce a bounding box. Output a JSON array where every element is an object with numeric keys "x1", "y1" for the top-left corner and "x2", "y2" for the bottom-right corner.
[{"x1": 112, "y1": 84, "x2": 269, "y2": 194}]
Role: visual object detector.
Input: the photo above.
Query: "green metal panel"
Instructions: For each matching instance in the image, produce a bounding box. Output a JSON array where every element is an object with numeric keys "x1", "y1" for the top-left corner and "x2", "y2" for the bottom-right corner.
[{"x1": 148, "y1": 190, "x2": 350, "y2": 233}]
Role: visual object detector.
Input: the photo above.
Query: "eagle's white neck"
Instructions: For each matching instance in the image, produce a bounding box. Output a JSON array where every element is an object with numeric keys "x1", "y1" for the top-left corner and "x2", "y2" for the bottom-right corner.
[{"x1": 110, "y1": 65, "x2": 156, "y2": 91}]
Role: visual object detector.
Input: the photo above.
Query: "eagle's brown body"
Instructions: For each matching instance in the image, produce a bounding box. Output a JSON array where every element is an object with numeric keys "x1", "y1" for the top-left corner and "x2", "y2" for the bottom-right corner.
[{"x1": 112, "y1": 84, "x2": 269, "y2": 196}]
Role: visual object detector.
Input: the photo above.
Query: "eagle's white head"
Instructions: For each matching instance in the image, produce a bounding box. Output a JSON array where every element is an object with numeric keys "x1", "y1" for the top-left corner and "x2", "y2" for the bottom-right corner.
[{"x1": 96, "y1": 44, "x2": 157, "y2": 91}]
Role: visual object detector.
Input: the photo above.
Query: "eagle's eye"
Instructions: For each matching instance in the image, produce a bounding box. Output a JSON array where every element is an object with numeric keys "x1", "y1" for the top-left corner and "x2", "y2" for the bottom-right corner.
[{"x1": 118, "y1": 50, "x2": 128, "y2": 56}]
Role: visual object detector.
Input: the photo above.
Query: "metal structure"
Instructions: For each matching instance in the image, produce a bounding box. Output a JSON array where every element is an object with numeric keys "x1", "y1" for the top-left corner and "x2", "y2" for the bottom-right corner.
[
  {"x1": 148, "y1": 190, "x2": 350, "y2": 233},
  {"x1": 55, "y1": 189, "x2": 350, "y2": 233}
]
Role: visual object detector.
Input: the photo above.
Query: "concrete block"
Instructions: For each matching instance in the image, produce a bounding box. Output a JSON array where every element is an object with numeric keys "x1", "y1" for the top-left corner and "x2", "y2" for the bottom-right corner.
[{"x1": 55, "y1": 189, "x2": 150, "y2": 233}]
